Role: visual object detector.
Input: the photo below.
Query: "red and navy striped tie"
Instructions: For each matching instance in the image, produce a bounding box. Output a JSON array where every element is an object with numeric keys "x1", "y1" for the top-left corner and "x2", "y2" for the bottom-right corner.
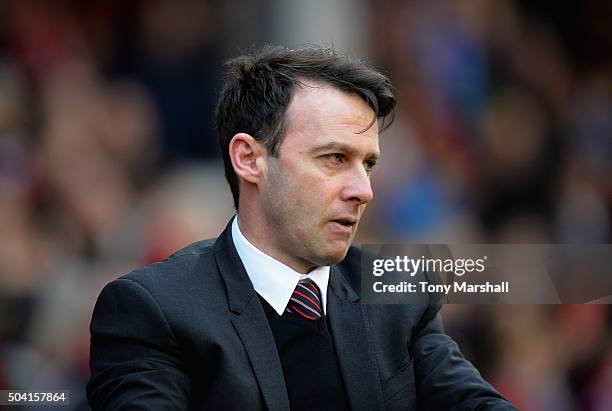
[{"x1": 286, "y1": 278, "x2": 323, "y2": 320}]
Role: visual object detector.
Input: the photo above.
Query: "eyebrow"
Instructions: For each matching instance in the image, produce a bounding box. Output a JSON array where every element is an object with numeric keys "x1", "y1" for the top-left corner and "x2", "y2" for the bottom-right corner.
[{"x1": 308, "y1": 141, "x2": 380, "y2": 160}]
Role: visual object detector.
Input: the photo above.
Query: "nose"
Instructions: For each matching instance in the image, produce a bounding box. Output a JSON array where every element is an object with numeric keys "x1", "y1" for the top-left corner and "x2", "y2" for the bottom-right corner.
[{"x1": 342, "y1": 166, "x2": 374, "y2": 206}]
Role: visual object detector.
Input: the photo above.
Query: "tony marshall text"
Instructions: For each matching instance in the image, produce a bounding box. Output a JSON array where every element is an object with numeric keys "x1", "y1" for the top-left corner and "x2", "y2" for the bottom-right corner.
[{"x1": 373, "y1": 281, "x2": 509, "y2": 294}]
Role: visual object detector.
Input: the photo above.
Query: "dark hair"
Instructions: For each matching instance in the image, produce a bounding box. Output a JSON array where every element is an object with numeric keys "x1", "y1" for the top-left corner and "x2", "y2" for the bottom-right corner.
[{"x1": 214, "y1": 44, "x2": 396, "y2": 210}]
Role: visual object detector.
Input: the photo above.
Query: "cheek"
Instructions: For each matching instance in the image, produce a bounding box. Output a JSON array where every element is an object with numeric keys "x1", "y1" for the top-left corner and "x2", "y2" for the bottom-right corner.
[{"x1": 295, "y1": 228, "x2": 307, "y2": 242}]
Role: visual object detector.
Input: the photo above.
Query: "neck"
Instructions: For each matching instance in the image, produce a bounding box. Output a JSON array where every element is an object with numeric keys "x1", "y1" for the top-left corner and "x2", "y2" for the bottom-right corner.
[{"x1": 236, "y1": 212, "x2": 316, "y2": 274}]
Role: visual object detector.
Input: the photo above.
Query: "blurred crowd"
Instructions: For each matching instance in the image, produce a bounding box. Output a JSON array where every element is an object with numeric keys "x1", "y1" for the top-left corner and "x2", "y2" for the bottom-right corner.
[{"x1": 0, "y1": 1, "x2": 610, "y2": 410}]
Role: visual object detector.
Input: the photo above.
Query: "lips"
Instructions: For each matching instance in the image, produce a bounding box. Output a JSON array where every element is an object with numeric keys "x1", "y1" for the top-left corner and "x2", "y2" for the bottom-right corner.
[
  {"x1": 331, "y1": 217, "x2": 357, "y2": 227},
  {"x1": 329, "y1": 216, "x2": 358, "y2": 234}
]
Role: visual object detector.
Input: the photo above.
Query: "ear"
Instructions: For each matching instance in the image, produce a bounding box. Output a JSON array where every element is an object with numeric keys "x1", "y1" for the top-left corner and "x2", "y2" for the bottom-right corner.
[{"x1": 229, "y1": 133, "x2": 267, "y2": 185}]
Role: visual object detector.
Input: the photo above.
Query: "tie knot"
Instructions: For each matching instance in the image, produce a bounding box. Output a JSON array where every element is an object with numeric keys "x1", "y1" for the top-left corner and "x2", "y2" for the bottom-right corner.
[{"x1": 286, "y1": 278, "x2": 323, "y2": 320}]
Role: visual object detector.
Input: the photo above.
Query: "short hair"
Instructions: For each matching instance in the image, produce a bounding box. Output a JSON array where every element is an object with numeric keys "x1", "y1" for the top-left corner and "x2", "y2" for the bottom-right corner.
[{"x1": 214, "y1": 44, "x2": 396, "y2": 210}]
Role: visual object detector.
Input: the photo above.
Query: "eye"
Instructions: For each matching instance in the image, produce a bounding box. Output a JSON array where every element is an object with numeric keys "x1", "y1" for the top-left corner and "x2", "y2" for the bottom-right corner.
[
  {"x1": 364, "y1": 160, "x2": 377, "y2": 173},
  {"x1": 327, "y1": 153, "x2": 345, "y2": 164}
]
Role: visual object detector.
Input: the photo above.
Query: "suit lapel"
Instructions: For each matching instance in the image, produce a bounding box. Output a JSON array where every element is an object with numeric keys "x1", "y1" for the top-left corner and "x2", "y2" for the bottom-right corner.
[
  {"x1": 214, "y1": 219, "x2": 290, "y2": 411},
  {"x1": 231, "y1": 299, "x2": 289, "y2": 411},
  {"x1": 328, "y1": 265, "x2": 384, "y2": 411}
]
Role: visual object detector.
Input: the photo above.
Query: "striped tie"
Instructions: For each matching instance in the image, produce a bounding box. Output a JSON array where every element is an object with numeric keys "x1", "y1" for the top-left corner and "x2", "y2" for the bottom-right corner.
[{"x1": 286, "y1": 278, "x2": 323, "y2": 320}]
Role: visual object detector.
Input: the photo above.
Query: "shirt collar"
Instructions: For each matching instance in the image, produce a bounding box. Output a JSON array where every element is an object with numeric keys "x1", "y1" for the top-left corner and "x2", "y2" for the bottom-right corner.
[{"x1": 231, "y1": 216, "x2": 330, "y2": 315}]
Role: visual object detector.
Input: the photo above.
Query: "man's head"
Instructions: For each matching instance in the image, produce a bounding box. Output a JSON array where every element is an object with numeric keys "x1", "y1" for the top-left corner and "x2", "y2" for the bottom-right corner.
[{"x1": 215, "y1": 45, "x2": 395, "y2": 272}]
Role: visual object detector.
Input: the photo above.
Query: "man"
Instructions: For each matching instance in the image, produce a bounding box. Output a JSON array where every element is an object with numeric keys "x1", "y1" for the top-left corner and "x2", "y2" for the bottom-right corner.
[{"x1": 87, "y1": 45, "x2": 517, "y2": 410}]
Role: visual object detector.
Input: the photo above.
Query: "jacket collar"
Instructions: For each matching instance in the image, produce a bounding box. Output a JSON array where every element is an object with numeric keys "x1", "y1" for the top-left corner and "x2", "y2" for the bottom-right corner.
[{"x1": 214, "y1": 217, "x2": 257, "y2": 314}]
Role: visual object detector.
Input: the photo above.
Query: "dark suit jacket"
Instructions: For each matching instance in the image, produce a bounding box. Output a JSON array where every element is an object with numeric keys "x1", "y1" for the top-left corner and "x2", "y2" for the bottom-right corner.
[{"x1": 87, "y1": 219, "x2": 517, "y2": 410}]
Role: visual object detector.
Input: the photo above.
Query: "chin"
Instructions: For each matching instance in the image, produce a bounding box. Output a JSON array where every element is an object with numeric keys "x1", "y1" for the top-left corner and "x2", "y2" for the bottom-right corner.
[{"x1": 317, "y1": 246, "x2": 350, "y2": 266}]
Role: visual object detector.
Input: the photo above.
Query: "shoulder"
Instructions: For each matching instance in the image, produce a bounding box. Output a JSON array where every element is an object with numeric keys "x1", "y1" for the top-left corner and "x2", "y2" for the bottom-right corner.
[
  {"x1": 125, "y1": 239, "x2": 216, "y2": 281},
  {"x1": 105, "y1": 238, "x2": 224, "y2": 305}
]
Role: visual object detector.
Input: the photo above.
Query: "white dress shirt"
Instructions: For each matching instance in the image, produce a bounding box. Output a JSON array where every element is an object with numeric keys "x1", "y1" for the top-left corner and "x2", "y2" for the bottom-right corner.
[{"x1": 231, "y1": 217, "x2": 330, "y2": 316}]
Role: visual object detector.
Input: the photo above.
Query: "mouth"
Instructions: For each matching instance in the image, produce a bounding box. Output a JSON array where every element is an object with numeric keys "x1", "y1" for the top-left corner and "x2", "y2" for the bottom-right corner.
[
  {"x1": 332, "y1": 217, "x2": 357, "y2": 227},
  {"x1": 329, "y1": 217, "x2": 358, "y2": 234}
]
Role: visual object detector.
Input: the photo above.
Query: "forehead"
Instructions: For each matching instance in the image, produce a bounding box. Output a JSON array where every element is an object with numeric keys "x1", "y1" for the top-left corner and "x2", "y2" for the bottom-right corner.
[{"x1": 282, "y1": 81, "x2": 379, "y2": 153}]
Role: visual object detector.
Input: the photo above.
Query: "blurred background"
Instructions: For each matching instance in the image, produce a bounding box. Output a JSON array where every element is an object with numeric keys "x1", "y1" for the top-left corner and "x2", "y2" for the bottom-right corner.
[{"x1": 0, "y1": 0, "x2": 610, "y2": 410}]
